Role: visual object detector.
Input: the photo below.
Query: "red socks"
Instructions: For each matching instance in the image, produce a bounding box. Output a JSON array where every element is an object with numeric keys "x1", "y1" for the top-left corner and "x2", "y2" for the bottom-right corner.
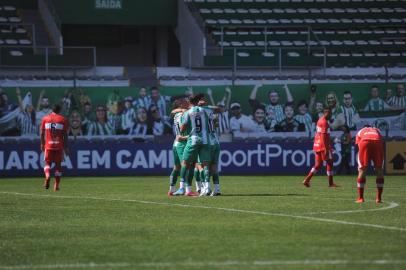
[
  {"x1": 376, "y1": 178, "x2": 384, "y2": 201},
  {"x1": 357, "y1": 178, "x2": 366, "y2": 199}
]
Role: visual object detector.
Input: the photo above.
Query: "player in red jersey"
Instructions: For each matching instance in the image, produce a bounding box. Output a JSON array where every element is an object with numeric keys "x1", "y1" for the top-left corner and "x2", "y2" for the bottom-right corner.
[
  {"x1": 303, "y1": 106, "x2": 338, "y2": 187},
  {"x1": 355, "y1": 126, "x2": 384, "y2": 203},
  {"x1": 40, "y1": 104, "x2": 69, "y2": 191}
]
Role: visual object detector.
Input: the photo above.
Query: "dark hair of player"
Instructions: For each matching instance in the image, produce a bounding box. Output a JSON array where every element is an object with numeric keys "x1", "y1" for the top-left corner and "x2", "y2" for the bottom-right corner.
[
  {"x1": 189, "y1": 93, "x2": 205, "y2": 105},
  {"x1": 52, "y1": 104, "x2": 62, "y2": 114}
]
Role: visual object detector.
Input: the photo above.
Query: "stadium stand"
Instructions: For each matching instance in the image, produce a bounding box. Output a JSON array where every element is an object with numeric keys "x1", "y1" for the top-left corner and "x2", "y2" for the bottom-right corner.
[{"x1": 186, "y1": 0, "x2": 406, "y2": 68}]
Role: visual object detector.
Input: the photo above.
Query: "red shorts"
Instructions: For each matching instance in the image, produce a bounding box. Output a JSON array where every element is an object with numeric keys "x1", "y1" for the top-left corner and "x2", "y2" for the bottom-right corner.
[
  {"x1": 44, "y1": 149, "x2": 64, "y2": 164},
  {"x1": 315, "y1": 150, "x2": 333, "y2": 162},
  {"x1": 357, "y1": 140, "x2": 384, "y2": 170}
]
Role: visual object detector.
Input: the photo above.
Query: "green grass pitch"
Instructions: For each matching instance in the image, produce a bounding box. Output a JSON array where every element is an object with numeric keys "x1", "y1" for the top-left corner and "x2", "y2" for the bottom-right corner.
[{"x1": 1, "y1": 175, "x2": 405, "y2": 270}]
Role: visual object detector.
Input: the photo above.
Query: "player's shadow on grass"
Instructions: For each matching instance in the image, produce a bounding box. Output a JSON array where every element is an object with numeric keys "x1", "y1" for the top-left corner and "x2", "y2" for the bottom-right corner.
[{"x1": 221, "y1": 193, "x2": 307, "y2": 197}]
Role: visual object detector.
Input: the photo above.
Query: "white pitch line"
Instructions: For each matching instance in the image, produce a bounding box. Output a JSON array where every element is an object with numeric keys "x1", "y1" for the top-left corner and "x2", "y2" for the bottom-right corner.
[
  {"x1": 1, "y1": 192, "x2": 405, "y2": 232},
  {"x1": 302, "y1": 201, "x2": 399, "y2": 215},
  {"x1": 1, "y1": 260, "x2": 406, "y2": 269}
]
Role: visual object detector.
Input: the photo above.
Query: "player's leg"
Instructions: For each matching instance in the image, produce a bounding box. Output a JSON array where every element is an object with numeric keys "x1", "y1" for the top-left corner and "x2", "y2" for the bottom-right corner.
[
  {"x1": 43, "y1": 149, "x2": 52, "y2": 189},
  {"x1": 53, "y1": 150, "x2": 64, "y2": 192},
  {"x1": 199, "y1": 145, "x2": 212, "y2": 196},
  {"x1": 211, "y1": 144, "x2": 221, "y2": 196},
  {"x1": 303, "y1": 152, "x2": 322, "y2": 187},
  {"x1": 373, "y1": 141, "x2": 385, "y2": 203},
  {"x1": 177, "y1": 142, "x2": 199, "y2": 196},
  {"x1": 195, "y1": 162, "x2": 202, "y2": 193},
  {"x1": 326, "y1": 154, "x2": 338, "y2": 187},
  {"x1": 168, "y1": 145, "x2": 181, "y2": 195},
  {"x1": 356, "y1": 141, "x2": 368, "y2": 203}
]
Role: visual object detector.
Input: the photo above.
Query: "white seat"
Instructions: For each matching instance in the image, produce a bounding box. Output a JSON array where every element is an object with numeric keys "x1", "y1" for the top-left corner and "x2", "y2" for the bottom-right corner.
[
  {"x1": 5, "y1": 39, "x2": 18, "y2": 44},
  {"x1": 328, "y1": 18, "x2": 340, "y2": 23},
  {"x1": 324, "y1": 30, "x2": 335, "y2": 34},
  {"x1": 273, "y1": 9, "x2": 284, "y2": 13},
  {"x1": 281, "y1": 41, "x2": 293, "y2": 46},
  {"x1": 0, "y1": 17, "x2": 7, "y2": 22},
  {"x1": 212, "y1": 9, "x2": 224, "y2": 14},
  {"x1": 364, "y1": 52, "x2": 376, "y2": 57},
  {"x1": 260, "y1": 8, "x2": 272, "y2": 13},
  {"x1": 226, "y1": 31, "x2": 237, "y2": 35},
  {"x1": 230, "y1": 19, "x2": 242, "y2": 24},
  {"x1": 309, "y1": 8, "x2": 321, "y2": 13},
  {"x1": 280, "y1": 19, "x2": 292, "y2": 24},
  {"x1": 382, "y1": 8, "x2": 394, "y2": 13},
  {"x1": 390, "y1": 18, "x2": 402, "y2": 23},
  {"x1": 399, "y1": 29, "x2": 406, "y2": 34},
  {"x1": 10, "y1": 50, "x2": 23, "y2": 56},
  {"x1": 306, "y1": 40, "x2": 318, "y2": 46},
  {"x1": 249, "y1": 9, "x2": 260, "y2": 13},
  {"x1": 368, "y1": 40, "x2": 380, "y2": 45},
  {"x1": 386, "y1": 30, "x2": 397, "y2": 34},
  {"x1": 19, "y1": 39, "x2": 31, "y2": 45},
  {"x1": 16, "y1": 28, "x2": 27, "y2": 34},
  {"x1": 313, "y1": 52, "x2": 325, "y2": 57},
  {"x1": 231, "y1": 41, "x2": 243, "y2": 46},
  {"x1": 262, "y1": 52, "x2": 275, "y2": 57},
  {"x1": 244, "y1": 41, "x2": 256, "y2": 46},
  {"x1": 292, "y1": 19, "x2": 304, "y2": 24},
  {"x1": 321, "y1": 8, "x2": 333, "y2": 13},
  {"x1": 237, "y1": 52, "x2": 249, "y2": 57},
  {"x1": 327, "y1": 53, "x2": 338, "y2": 57},
  {"x1": 340, "y1": 18, "x2": 352, "y2": 23},
  {"x1": 373, "y1": 30, "x2": 385, "y2": 34},
  {"x1": 293, "y1": 40, "x2": 306, "y2": 46},
  {"x1": 297, "y1": 9, "x2": 308, "y2": 13},
  {"x1": 236, "y1": 8, "x2": 248, "y2": 13},
  {"x1": 4, "y1": 6, "x2": 16, "y2": 11},
  {"x1": 218, "y1": 19, "x2": 230, "y2": 24},
  {"x1": 316, "y1": 18, "x2": 328, "y2": 23},
  {"x1": 200, "y1": 9, "x2": 211, "y2": 13},
  {"x1": 256, "y1": 41, "x2": 266, "y2": 46},
  {"x1": 355, "y1": 40, "x2": 368, "y2": 45},
  {"x1": 243, "y1": 19, "x2": 254, "y2": 24},
  {"x1": 382, "y1": 41, "x2": 394, "y2": 45},
  {"x1": 8, "y1": 17, "x2": 22, "y2": 22},
  {"x1": 286, "y1": 9, "x2": 297, "y2": 13},
  {"x1": 351, "y1": 52, "x2": 363, "y2": 57},
  {"x1": 365, "y1": 19, "x2": 377, "y2": 23},
  {"x1": 331, "y1": 40, "x2": 343, "y2": 45},
  {"x1": 336, "y1": 30, "x2": 347, "y2": 34},
  {"x1": 361, "y1": 30, "x2": 372, "y2": 34},
  {"x1": 394, "y1": 41, "x2": 406, "y2": 45},
  {"x1": 275, "y1": 31, "x2": 285, "y2": 35},
  {"x1": 219, "y1": 41, "x2": 230, "y2": 47},
  {"x1": 378, "y1": 19, "x2": 390, "y2": 23},
  {"x1": 339, "y1": 53, "x2": 351, "y2": 57},
  {"x1": 0, "y1": 39, "x2": 4, "y2": 45},
  {"x1": 320, "y1": 40, "x2": 331, "y2": 46},
  {"x1": 205, "y1": 19, "x2": 217, "y2": 24},
  {"x1": 370, "y1": 8, "x2": 381, "y2": 13},
  {"x1": 287, "y1": 31, "x2": 298, "y2": 34},
  {"x1": 343, "y1": 40, "x2": 355, "y2": 45},
  {"x1": 269, "y1": 41, "x2": 281, "y2": 46},
  {"x1": 389, "y1": 52, "x2": 401, "y2": 57},
  {"x1": 349, "y1": 30, "x2": 360, "y2": 34},
  {"x1": 358, "y1": 8, "x2": 369, "y2": 13},
  {"x1": 353, "y1": 19, "x2": 365, "y2": 24},
  {"x1": 224, "y1": 9, "x2": 236, "y2": 13},
  {"x1": 377, "y1": 52, "x2": 388, "y2": 57},
  {"x1": 287, "y1": 52, "x2": 300, "y2": 57},
  {"x1": 346, "y1": 8, "x2": 357, "y2": 13},
  {"x1": 304, "y1": 19, "x2": 315, "y2": 23},
  {"x1": 267, "y1": 19, "x2": 278, "y2": 24},
  {"x1": 255, "y1": 19, "x2": 267, "y2": 24},
  {"x1": 334, "y1": 8, "x2": 345, "y2": 13}
]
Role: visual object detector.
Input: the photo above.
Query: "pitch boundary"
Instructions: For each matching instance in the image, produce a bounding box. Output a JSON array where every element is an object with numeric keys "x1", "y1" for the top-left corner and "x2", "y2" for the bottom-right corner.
[
  {"x1": 1, "y1": 260, "x2": 406, "y2": 269},
  {"x1": 1, "y1": 192, "x2": 405, "y2": 232}
]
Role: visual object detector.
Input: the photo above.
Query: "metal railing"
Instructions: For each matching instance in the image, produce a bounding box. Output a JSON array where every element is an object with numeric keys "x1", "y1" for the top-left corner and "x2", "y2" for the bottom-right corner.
[{"x1": 0, "y1": 45, "x2": 97, "y2": 70}]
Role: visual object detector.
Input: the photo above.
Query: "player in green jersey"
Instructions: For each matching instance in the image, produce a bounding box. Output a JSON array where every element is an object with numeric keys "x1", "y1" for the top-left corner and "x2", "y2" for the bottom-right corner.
[
  {"x1": 168, "y1": 97, "x2": 189, "y2": 196},
  {"x1": 197, "y1": 97, "x2": 223, "y2": 196},
  {"x1": 173, "y1": 94, "x2": 210, "y2": 196}
]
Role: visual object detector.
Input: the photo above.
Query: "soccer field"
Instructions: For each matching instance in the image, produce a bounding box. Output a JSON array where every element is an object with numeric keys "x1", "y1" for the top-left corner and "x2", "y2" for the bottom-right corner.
[{"x1": 1, "y1": 175, "x2": 405, "y2": 270}]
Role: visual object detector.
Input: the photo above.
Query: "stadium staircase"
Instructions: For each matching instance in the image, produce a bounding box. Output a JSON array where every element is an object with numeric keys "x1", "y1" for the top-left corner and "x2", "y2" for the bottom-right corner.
[{"x1": 185, "y1": 0, "x2": 406, "y2": 68}]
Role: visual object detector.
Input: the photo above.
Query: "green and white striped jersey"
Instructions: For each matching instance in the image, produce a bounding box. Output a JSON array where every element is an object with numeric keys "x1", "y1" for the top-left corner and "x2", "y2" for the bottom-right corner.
[
  {"x1": 182, "y1": 106, "x2": 210, "y2": 145},
  {"x1": 202, "y1": 106, "x2": 220, "y2": 146},
  {"x1": 340, "y1": 105, "x2": 358, "y2": 129},
  {"x1": 294, "y1": 113, "x2": 313, "y2": 133},
  {"x1": 265, "y1": 103, "x2": 285, "y2": 123},
  {"x1": 173, "y1": 112, "x2": 187, "y2": 147},
  {"x1": 364, "y1": 98, "x2": 391, "y2": 111}
]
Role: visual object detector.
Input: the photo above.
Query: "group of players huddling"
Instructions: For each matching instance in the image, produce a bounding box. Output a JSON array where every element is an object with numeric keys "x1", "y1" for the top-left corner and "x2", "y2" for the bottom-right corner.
[{"x1": 40, "y1": 94, "x2": 385, "y2": 203}]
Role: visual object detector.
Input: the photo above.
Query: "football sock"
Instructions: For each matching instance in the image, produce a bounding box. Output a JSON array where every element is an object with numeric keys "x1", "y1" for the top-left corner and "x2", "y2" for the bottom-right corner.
[
  {"x1": 214, "y1": 184, "x2": 220, "y2": 193},
  {"x1": 212, "y1": 173, "x2": 220, "y2": 185},
  {"x1": 54, "y1": 169, "x2": 62, "y2": 191},
  {"x1": 187, "y1": 168, "x2": 194, "y2": 187},
  {"x1": 326, "y1": 161, "x2": 334, "y2": 185},
  {"x1": 376, "y1": 177, "x2": 384, "y2": 201},
  {"x1": 203, "y1": 166, "x2": 210, "y2": 183},
  {"x1": 304, "y1": 167, "x2": 317, "y2": 182},
  {"x1": 169, "y1": 169, "x2": 179, "y2": 186},
  {"x1": 357, "y1": 178, "x2": 366, "y2": 199},
  {"x1": 180, "y1": 166, "x2": 188, "y2": 186},
  {"x1": 44, "y1": 164, "x2": 51, "y2": 179},
  {"x1": 194, "y1": 168, "x2": 201, "y2": 182}
]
